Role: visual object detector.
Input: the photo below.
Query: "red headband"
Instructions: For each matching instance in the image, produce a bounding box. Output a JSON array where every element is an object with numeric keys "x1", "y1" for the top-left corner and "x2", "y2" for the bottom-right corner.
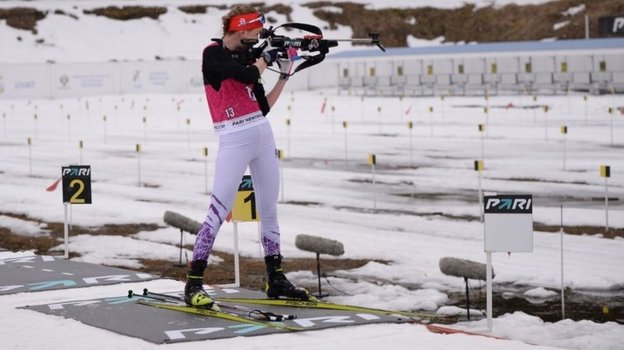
[{"x1": 228, "y1": 12, "x2": 265, "y2": 32}]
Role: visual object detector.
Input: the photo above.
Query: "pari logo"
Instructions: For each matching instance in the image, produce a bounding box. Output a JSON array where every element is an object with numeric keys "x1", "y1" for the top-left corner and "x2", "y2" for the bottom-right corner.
[
  {"x1": 613, "y1": 17, "x2": 624, "y2": 32},
  {"x1": 62, "y1": 167, "x2": 91, "y2": 177},
  {"x1": 238, "y1": 175, "x2": 254, "y2": 191},
  {"x1": 484, "y1": 194, "x2": 532, "y2": 214}
]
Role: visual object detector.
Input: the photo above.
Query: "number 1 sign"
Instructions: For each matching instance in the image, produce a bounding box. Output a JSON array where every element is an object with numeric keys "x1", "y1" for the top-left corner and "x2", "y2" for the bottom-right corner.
[{"x1": 232, "y1": 175, "x2": 259, "y2": 222}]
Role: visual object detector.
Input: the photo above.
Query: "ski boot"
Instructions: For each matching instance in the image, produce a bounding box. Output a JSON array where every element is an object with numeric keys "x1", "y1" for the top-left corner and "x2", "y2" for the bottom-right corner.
[
  {"x1": 265, "y1": 255, "x2": 315, "y2": 301},
  {"x1": 184, "y1": 260, "x2": 218, "y2": 310}
]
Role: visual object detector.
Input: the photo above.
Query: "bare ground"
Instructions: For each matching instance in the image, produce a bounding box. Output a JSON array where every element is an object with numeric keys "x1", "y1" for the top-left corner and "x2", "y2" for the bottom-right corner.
[
  {"x1": 1, "y1": 212, "x2": 622, "y2": 323},
  {"x1": 1, "y1": 1, "x2": 623, "y2": 43}
]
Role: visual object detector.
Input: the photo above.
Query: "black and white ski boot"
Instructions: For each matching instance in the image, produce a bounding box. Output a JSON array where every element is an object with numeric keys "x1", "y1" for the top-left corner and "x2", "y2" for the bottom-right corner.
[{"x1": 264, "y1": 255, "x2": 314, "y2": 301}]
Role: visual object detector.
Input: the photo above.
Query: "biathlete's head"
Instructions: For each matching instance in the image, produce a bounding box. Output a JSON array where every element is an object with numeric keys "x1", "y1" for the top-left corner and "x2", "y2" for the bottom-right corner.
[{"x1": 222, "y1": 5, "x2": 265, "y2": 50}]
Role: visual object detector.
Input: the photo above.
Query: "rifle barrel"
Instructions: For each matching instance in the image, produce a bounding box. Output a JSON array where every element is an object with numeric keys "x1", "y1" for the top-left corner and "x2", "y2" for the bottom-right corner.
[{"x1": 330, "y1": 38, "x2": 376, "y2": 42}]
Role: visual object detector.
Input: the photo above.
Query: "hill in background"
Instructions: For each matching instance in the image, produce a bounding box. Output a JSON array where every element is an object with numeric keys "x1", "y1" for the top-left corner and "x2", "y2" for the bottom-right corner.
[{"x1": 0, "y1": 0, "x2": 622, "y2": 47}]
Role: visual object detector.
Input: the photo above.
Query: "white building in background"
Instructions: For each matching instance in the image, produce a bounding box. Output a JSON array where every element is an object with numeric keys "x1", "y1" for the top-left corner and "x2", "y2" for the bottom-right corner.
[
  {"x1": 325, "y1": 37, "x2": 624, "y2": 96},
  {"x1": 0, "y1": 38, "x2": 623, "y2": 99}
]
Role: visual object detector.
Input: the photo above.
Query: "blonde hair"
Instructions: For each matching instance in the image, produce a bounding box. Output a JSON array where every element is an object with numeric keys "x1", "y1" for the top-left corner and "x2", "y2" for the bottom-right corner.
[{"x1": 222, "y1": 5, "x2": 259, "y2": 34}]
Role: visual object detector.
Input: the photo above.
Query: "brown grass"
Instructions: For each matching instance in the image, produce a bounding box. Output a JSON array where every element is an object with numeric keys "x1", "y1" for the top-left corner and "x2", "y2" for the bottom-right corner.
[
  {"x1": 304, "y1": 0, "x2": 624, "y2": 45},
  {"x1": 139, "y1": 253, "x2": 379, "y2": 291},
  {"x1": 534, "y1": 224, "x2": 624, "y2": 239},
  {"x1": 82, "y1": 6, "x2": 167, "y2": 21},
  {"x1": 2, "y1": 1, "x2": 623, "y2": 45},
  {"x1": 0, "y1": 7, "x2": 46, "y2": 34}
]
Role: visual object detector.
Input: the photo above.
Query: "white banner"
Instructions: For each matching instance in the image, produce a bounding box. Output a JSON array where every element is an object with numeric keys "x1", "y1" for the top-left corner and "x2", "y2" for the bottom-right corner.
[
  {"x1": 119, "y1": 61, "x2": 185, "y2": 94},
  {"x1": 0, "y1": 63, "x2": 50, "y2": 99},
  {"x1": 180, "y1": 60, "x2": 204, "y2": 95},
  {"x1": 50, "y1": 62, "x2": 118, "y2": 98}
]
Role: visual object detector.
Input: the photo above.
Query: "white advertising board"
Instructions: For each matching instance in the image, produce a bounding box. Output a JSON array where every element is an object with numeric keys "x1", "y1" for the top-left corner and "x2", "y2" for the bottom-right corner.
[
  {"x1": 0, "y1": 63, "x2": 50, "y2": 99},
  {"x1": 119, "y1": 61, "x2": 186, "y2": 94},
  {"x1": 484, "y1": 194, "x2": 533, "y2": 253},
  {"x1": 50, "y1": 62, "x2": 119, "y2": 98}
]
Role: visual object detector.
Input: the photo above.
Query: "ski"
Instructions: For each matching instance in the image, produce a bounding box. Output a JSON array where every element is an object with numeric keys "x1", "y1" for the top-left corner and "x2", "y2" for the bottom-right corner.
[
  {"x1": 135, "y1": 300, "x2": 303, "y2": 331},
  {"x1": 129, "y1": 289, "x2": 298, "y2": 324},
  {"x1": 216, "y1": 297, "x2": 448, "y2": 321}
]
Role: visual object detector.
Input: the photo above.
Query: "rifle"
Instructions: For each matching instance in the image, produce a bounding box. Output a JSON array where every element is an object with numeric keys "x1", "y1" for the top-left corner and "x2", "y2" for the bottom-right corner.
[{"x1": 232, "y1": 22, "x2": 385, "y2": 75}]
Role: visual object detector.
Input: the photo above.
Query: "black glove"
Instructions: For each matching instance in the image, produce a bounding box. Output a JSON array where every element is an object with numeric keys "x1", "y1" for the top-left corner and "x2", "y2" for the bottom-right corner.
[{"x1": 263, "y1": 49, "x2": 279, "y2": 65}]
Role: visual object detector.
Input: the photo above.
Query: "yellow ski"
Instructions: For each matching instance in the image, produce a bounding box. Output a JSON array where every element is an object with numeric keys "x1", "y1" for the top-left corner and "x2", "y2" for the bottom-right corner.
[{"x1": 136, "y1": 300, "x2": 303, "y2": 331}]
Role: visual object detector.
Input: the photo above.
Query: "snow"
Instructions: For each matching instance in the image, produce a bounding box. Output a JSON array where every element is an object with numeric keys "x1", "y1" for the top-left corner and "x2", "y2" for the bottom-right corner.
[
  {"x1": 0, "y1": 214, "x2": 48, "y2": 236},
  {"x1": 523, "y1": 287, "x2": 559, "y2": 298},
  {"x1": 0, "y1": 0, "x2": 559, "y2": 63},
  {"x1": 1, "y1": 0, "x2": 623, "y2": 349},
  {"x1": 2, "y1": 94, "x2": 623, "y2": 350},
  {"x1": 562, "y1": 4, "x2": 586, "y2": 17},
  {"x1": 553, "y1": 21, "x2": 570, "y2": 31},
  {"x1": 456, "y1": 312, "x2": 624, "y2": 350}
]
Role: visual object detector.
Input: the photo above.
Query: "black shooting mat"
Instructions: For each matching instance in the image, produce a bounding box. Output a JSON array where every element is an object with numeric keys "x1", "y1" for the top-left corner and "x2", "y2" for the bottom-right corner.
[
  {"x1": 21, "y1": 287, "x2": 411, "y2": 344},
  {"x1": 0, "y1": 254, "x2": 156, "y2": 294}
]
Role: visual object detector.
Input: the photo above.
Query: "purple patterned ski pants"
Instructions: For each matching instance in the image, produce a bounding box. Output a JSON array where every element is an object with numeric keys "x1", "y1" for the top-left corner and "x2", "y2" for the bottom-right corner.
[{"x1": 192, "y1": 122, "x2": 281, "y2": 261}]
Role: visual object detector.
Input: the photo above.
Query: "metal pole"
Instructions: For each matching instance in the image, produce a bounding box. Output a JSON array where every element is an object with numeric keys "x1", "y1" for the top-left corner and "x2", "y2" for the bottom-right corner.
[
  {"x1": 409, "y1": 126, "x2": 413, "y2": 167},
  {"x1": 585, "y1": 15, "x2": 589, "y2": 40},
  {"x1": 486, "y1": 251, "x2": 493, "y2": 331},
  {"x1": 187, "y1": 119, "x2": 191, "y2": 150},
  {"x1": 465, "y1": 277, "x2": 471, "y2": 320},
  {"x1": 605, "y1": 177, "x2": 609, "y2": 232},
  {"x1": 560, "y1": 205, "x2": 565, "y2": 319},
  {"x1": 344, "y1": 125, "x2": 348, "y2": 164},
  {"x1": 138, "y1": 153, "x2": 141, "y2": 187},
  {"x1": 584, "y1": 96, "x2": 588, "y2": 124},
  {"x1": 610, "y1": 111, "x2": 614, "y2": 146},
  {"x1": 478, "y1": 171, "x2": 484, "y2": 222},
  {"x1": 316, "y1": 252, "x2": 323, "y2": 296},
  {"x1": 480, "y1": 132, "x2": 485, "y2": 161},
  {"x1": 64, "y1": 203, "x2": 69, "y2": 259},
  {"x1": 544, "y1": 108, "x2": 548, "y2": 141},
  {"x1": 562, "y1": 132, "x2": 566, "y2": 171},
  {"x1": 287, "y1": 120, "x2": 291, "y2": 156},
  {"x1": 178, "y1": 229, "x2": 184, "y2": 266},
  {"x1": 102, "y1": 115, "x2": 107, "y2": 144},
  {"x1": 233, "y1": 222, "x2": 240, "y2": 287},
  {"x1": 28, "y1": 138, "x2": 32, "y2": 176},
  {"x1": 430, "y1": 108, "x2": 434, "y2": 137},
  {"x1": 331, "y1": 106, "x2": 335, "y2": 134},
  {"x1": 372, "y1": 164, "x2": 377, "y2": 212}
]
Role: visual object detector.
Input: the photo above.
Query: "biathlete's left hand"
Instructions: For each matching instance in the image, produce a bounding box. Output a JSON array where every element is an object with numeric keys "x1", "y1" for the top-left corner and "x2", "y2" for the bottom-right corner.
[{"x1": 277, "y1": 47, "x2": 299, "y2": 80}]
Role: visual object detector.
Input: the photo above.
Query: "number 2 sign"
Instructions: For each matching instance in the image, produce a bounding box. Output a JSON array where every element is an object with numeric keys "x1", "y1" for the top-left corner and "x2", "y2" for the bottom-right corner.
[{"x1": 62, "y1": 165, "x2": 92, "y2": 204}]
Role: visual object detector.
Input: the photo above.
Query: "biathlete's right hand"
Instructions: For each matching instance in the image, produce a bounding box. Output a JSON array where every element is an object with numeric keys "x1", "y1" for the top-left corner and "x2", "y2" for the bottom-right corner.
[
  {"x1": 262, "y1": 39, "x2": 280, "y2": 65},
  {"x1": 263, "y1": 49, "x2": 279, "y2": 65}
]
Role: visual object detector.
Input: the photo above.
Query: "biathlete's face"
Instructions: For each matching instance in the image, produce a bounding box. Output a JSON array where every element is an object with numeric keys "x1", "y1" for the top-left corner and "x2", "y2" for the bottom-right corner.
[
  {"x1": 241, "y1": 27, "x2": 264, "y2": 42},
  {"x1": 228, "y1": 12, "x2": 265, "y2": 47}
]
